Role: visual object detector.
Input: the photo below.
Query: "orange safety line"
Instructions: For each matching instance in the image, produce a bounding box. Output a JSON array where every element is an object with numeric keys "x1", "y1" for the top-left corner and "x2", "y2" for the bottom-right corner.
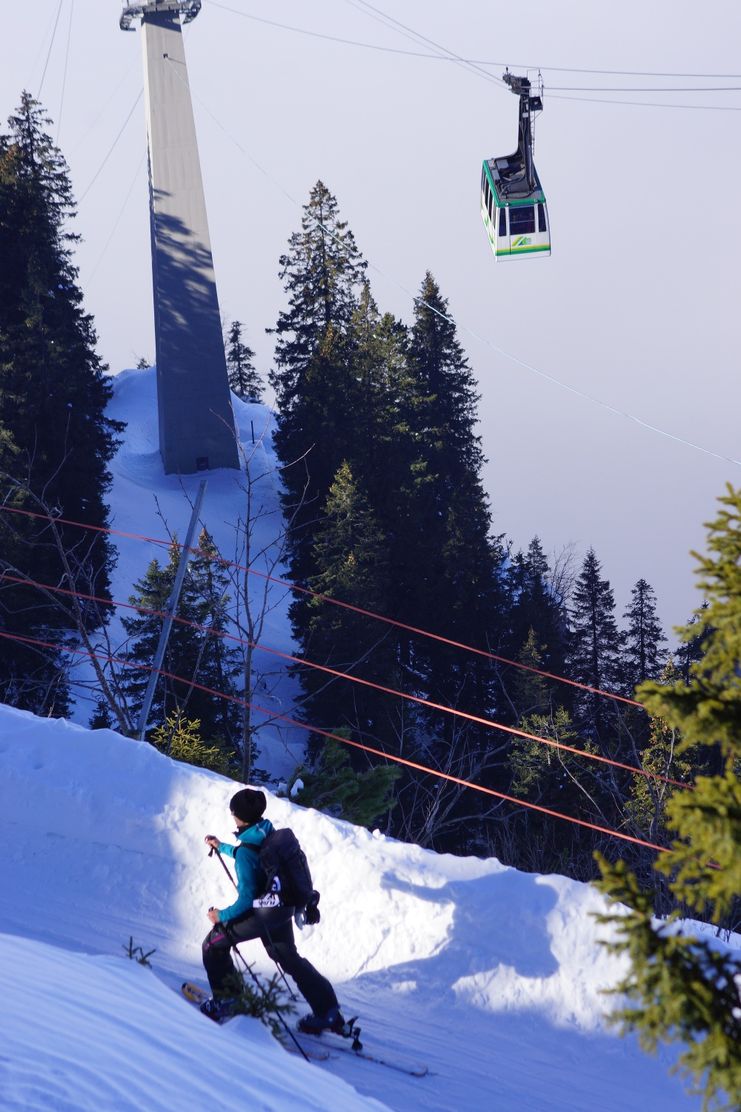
[
  {"x1": 0, "y1": 502, "x2": 642, "y2": 708},
  {"x1": 0, "y1": 569, "x2": 690, "y2": 790},
  {"x1": 0, "y1": 627, "x2": 670, "y2": 855}
]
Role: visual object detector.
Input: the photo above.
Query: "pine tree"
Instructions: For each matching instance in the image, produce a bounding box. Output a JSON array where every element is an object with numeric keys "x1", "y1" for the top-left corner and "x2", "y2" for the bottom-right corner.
[
  {"x1": 597, "y1": 485, "x2": 741, "y2": 1109},
  {"x1": 225, "y1": 320, "x2": 262, "y2": 401},
  {"x1": 0, "y1": 93, "x2": 122, "y2": 713}
]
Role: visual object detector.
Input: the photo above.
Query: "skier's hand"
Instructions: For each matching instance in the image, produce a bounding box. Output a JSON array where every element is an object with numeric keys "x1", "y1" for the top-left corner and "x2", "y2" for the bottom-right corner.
[
  {"x1": 207, "y1": 907, "x2": 221, "y2": 924},
  {"x1": 204, "y1": 835, "x2": 220, "y2": 850}
]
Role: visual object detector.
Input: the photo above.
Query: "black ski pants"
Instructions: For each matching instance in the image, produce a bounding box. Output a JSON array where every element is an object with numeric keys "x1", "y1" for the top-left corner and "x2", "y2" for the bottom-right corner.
[{"x1": 202, "y1": 906, "x2": 338, "y2": 1018}]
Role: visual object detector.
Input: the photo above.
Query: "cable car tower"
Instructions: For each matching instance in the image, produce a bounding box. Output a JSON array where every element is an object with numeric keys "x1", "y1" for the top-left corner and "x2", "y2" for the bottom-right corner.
[
  {"x1": 481, "y1": 73, "x2": 551, "y2": 260},
  {"x1": 119, "y1": 0, "x2": 239, "y2": 474}
]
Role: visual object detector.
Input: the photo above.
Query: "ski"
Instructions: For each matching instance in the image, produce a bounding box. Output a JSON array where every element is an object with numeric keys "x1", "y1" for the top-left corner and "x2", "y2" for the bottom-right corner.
[
  {"x1": 181, "y1": 980, "x2": 235, "y2": 1023},
  {"x1": 297, "y1": 1027, "x2": 428, "y2": 1077},
  {"x1": 180, "y1": 982, "x2": 330, "y2": 1061}
]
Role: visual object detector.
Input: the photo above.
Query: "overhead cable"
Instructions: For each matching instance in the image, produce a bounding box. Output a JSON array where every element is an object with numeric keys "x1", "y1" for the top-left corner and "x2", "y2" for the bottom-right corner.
[
  {"x1": 0, "y1": 568, "x2": 691, "y2": 789},
  {"x1": 0, "y1": 627, "x2": 673, "y2": 856},
  {"x1": 38, "y1": 0, "x2": 65, "y2": 98},
  {"x1": 0, "y1": 502, "x2": 643, "y2": 709},
  {"x1": 208, "y1": 3, "x2": 741, "y2": 81}
]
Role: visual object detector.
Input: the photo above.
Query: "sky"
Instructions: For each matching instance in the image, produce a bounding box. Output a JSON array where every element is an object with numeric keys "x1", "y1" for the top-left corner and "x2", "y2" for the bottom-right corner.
[
  {"x1": 3, "y1": 699, "x2": 732, "y2": 1111},
  {"x1": 2, "y1": 0, "x2": 741, "y2": 634}
]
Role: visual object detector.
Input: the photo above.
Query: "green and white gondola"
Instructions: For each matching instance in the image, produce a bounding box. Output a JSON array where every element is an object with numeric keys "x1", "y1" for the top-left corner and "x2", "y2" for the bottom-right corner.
[{"x1": 481, "y1": 73, "x2": 550, "y2": 261}]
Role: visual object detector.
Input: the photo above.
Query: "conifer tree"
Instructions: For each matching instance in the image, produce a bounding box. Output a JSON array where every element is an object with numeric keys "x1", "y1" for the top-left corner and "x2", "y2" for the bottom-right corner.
[
  {"x1": 120, "y1": 534, "x2": 239, "y2": 749},
  {"x1": 226, "y1": 320, "x2": 262, "y2": 401},
  {"x1": 291, "y1": 735, "x2": 400, "y2": 828},
  {"x1": 568, "y1": 549, "x2": 621, "y2": 741},
  {"x1": 597, "y1": 485, "x2": 741, "y2": 1108},
  {"x1": 622, "y1": 578, "x2": 667, "y2": 693},
  {"x1": 0, "y1": 93, "x2": 122, "y2": 713},
  {"x1": 299, "y1": 461, "x2": 396, "y2": 750},
  {"x1": 269, "y1": 181, "x2": 367, "y2": 585},
  {"x1": 505, "y1": 537, "x2": 570, "y2": 701}
]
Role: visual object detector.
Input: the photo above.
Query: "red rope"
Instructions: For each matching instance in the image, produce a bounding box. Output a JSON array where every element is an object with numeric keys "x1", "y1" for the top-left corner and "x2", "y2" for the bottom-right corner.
[
  {"x1": 0, "y1": 569, "x2": 690, "y2": 790},
  {"x1": 0, "y1": 501, "x2": 642, "y2": 708},
  {"x1": 0, "y1": 627, "x2": 671, "y2": 855}
]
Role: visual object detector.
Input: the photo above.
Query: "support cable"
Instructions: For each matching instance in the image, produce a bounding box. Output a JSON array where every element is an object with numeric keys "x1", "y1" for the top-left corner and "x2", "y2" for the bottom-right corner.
[
  {"x1": 38, "y1": 0, "x2": 65, "y2": 98},
  {"x1": 0, "y1": 568, "x2": 691, "y2": 790},
  {"x1": 0, "y1": 502, "x2": 645, "y2": 710},
  {"x1": 56, "y1": 0, "x2": 75, "y2": 142},
  {"x1": 0, "y1": 627, "x2": 672, "y2": 857},
  {"x1": 171, "y1": 64, "x2": 741, "y2": 469}
]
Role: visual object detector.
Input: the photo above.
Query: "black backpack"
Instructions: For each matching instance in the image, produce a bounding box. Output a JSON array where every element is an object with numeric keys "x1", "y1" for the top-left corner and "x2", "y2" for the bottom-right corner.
[{"x1": 239, "y1": 828, "x2": 321, "y2": 925}]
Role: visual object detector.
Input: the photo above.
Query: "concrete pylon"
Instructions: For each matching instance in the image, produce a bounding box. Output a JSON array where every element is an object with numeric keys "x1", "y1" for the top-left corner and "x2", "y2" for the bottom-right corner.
[{"x1": 120, "y1": 1, "x2": 239, "y2": 474}]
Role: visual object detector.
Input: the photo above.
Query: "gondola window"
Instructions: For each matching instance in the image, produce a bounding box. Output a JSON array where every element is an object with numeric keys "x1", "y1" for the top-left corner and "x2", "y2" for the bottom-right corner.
[{"x1": 510, "y1": 206, "x2": 535, "y2": 235}]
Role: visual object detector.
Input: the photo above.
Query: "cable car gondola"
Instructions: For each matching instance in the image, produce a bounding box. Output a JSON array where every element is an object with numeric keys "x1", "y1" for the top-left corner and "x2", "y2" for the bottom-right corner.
[{"x1": 481, "y1": 73, "x2": 550, "y2": 260}]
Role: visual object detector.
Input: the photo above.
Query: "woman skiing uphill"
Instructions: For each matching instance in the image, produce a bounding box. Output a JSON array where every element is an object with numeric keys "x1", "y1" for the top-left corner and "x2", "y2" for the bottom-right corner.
[{"x1": 201, "y1": 787, "x2": 346, "y2": 1034}]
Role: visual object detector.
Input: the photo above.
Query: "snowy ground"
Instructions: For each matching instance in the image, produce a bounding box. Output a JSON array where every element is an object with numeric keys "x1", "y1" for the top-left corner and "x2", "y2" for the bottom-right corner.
[
  {"x1": 2, "y1": 370, "x2": 733, "y2": 1108},
  {"x1": 1, "y1": 702, "x2": 729, "y2": 1111},
  {"x1": 73, "y1": 368, "x2": 307, "y2": 782}
]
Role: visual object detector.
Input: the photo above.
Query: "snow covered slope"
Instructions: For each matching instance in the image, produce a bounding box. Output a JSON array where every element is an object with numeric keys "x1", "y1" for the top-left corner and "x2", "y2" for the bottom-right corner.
[{"x1": 0, "y1": 702, "x2": 719, "y2": 1111}]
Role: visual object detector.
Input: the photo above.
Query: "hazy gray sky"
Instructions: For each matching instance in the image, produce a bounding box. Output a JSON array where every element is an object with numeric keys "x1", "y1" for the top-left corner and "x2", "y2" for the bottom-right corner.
[{"x1": 3, "y1": 0, "x2": 740, "y2": 634}]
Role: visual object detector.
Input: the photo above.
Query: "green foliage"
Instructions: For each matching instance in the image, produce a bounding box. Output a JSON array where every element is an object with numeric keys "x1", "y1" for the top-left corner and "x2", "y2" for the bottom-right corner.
[
  {"x1": 221, "y1": 970, "x2": 295, "y2": 1039},
  {"x1": 624, "y1": 684, "x2": 696, "y2": 844},
  {"x1": 595, "y1": 859, "x2": 741, "y2": 1110},
  {"x1": 509, "y1": 706, "x2": 585, "y2": 797},
  {"x1": 151, "y1": 712, "x2": 232, "y2": 776},
  {"x1": 292, "y1": 735, "x2": 400, "y2": 828},
  {"x1": 120, "y1": 530, "x2": 240, "y2": 747},
  {"x1": 596, "y1": 485, "x2": 741, "y2": 1110}
]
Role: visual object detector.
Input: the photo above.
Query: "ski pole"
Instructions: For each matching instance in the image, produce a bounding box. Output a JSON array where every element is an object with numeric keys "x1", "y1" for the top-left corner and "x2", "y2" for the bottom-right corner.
[
  {"x1": 223, "y1": 922, "x2": 309, "y2": 1063},
  {"x1": 209, "y1": 845, "x2": 237, "y2": 888},
  {"x1": 208, "y1": 846, "x2": 296, "y2": 1000}
]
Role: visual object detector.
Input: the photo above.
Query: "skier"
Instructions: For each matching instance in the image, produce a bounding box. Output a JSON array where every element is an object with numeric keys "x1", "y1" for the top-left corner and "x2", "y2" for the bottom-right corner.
[{"x1": 200, "y1": 787, "x2": 346, "y2": 1033}]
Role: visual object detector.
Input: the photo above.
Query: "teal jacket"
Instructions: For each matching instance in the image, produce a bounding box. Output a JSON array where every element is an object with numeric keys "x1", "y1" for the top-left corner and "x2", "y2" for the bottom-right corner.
[{"x1": 216, "y1": 819, "x2": 273, "y2": 923}]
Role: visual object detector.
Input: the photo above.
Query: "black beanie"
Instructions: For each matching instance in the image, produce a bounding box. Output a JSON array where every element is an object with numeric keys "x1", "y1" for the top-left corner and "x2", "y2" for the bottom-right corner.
[{"x1": 230, "y1": 788, "x2": 267, "y2": 825}]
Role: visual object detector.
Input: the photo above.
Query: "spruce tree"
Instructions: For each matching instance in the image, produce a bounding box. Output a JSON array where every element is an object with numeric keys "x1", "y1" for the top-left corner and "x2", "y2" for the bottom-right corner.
[
  {"x1": 226, "y1": 320, "x2": 262, "y2": 401},
  {"x1": 0, "y1": 93, "x2": 122, "y2": 713},
  {"x1": 597, "y1": 485, "x2": 741, "y2": 1109},
  {"x1": 622, "y1": 578, "x2": 667, "y2": 693},
  {"x1": 299, "y1": 460, "x2": 396, "y2": 751},
  {"x1": 568, "y1": 549, "x2": 621, "y2": 741},
  {"x1": 505, "y1": 537, "x2": 570, "y2": 706},
  {"x1": 120, "y1": 533, "x2": 239, "y2": 750},
  {"x1": 269, "y1": 181, "x2": 367, "y2": 585}
]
